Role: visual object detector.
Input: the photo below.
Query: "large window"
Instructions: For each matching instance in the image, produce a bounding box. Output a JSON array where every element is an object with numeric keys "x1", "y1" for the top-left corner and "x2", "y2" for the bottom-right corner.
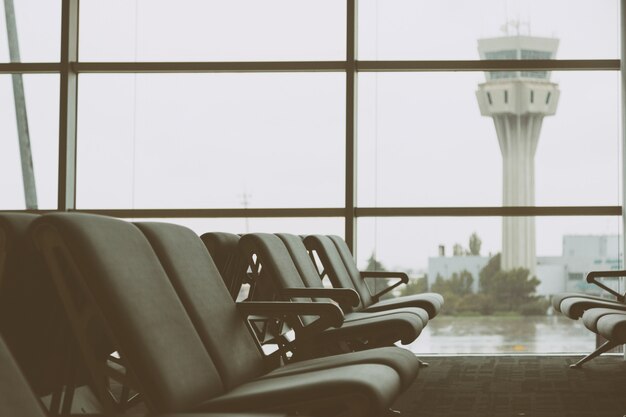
[
  {"x1": 76, "y1": 73, "x2": 345, "y2": 209},
  {"x1": 357, "y1": 0, "x2": 619, "y2": 60},
  {"x1": 79, "y1": 0, "x2": 346, "y2": 62},
  {"x1": 1, "y1": 0, "x2": 623, "y2": 354}
]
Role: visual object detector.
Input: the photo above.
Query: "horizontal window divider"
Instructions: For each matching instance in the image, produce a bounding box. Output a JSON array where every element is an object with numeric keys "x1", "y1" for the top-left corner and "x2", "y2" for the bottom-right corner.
[
  {"x1": 0, "y1": 63, "x2": 61, "y2": 73},
  {"x1": 0, "y1": 60, "x2": 618, "y2": 74},
  {"x1": 356, "y1": 206, "x2": 622, "y2": 217},
  {"x1": 4, "y1": 206, "x2": 619, "y2": 218},
  {"x1": 69, "y1": 208, "x2": 346, "y2": 218},
  {"x1": 357, "y1": 59, "x2": 620, "y2": 72},
  {"x1": 0, "y1": 210, "x2": 56, "y2": 215},
  {"x1": 72, "y1": 61, "x2": 348, "y2": 73}
]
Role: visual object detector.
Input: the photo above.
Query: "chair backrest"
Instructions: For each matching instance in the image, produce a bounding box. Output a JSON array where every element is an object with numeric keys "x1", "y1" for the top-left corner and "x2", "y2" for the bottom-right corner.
[
  {"x1": 32, "y1": 213, "x2": 225, "y2": 413},
  {"x1": 0, "y1": 335, "x2": 47, "y2": 417},
  {"x1": 0, "y1": 213, "x2": 82, "y2": 397},
  {"x1": 239, "y1": 233, "x2": 317, "y2": 326},
  {"x1": 276, "y1": 233, "x2": 336, "y2": 306},
  {"x1": 137, "y1": 222, "x2": 267, "y2": 390},
  {"x1": 304, "y1": 234, "x2": 368, "y2": 310},
  {"x1": 327, "y1": 235, "x2": 374, "y2": 307},
  {"x1": 200, "y1": 232, "x2": 247, "y2": 300},
  {"x1": 276, "y1": 233, "x2": 326, "y2": 289}
]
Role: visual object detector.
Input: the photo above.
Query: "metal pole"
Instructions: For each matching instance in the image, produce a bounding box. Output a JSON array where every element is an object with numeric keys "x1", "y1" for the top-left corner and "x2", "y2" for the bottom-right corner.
[
  {"x1": 4, "y1": 0, "x2": 37, "y2": 209},
  {"x1": 345, "y1": 0, "x2": 357, "y2": 252},
  {"x1": 619, "y1": 0, "x2": 626, "y2": 359}
]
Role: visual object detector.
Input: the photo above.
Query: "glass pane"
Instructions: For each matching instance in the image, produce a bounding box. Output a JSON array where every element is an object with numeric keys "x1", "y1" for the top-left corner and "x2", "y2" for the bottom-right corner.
[
  {"x1": 0, "y1": 74, "x2": 59, "y2": 209},
  {"x1": 126, "y1": 217, "x2": 344, "y2": 237},
  {"x1": 76, "y1": 73, "x2": 345, "y2": 209},
  {"x1": 356, "y1": 216, "x2": 621, "y2": 353},
  {"x1": 357, "y1": 71, "x2": 620, "y2": 207},
  {"x1": 0, "y1": 0, "x2": 61, "y2": 62},
  {"x1": 79, "y1": 0, "x2": 346, "y2": 62},
  {"x1": 358, "y1": 0, "x2": 619, "y2": 60}
]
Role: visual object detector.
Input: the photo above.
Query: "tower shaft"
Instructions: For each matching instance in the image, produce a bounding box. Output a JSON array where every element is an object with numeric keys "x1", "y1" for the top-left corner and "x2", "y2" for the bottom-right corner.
[
  {"x1": 476, "y1": 70, "x2": 559, "y2": 273},
  {"x1": 495, "y1": 114, "x2": 544, "y2": 272}
]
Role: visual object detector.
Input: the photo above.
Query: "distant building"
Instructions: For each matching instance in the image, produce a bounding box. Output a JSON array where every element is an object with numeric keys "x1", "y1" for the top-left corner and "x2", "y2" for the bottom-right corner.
[
  {"x1": 427, "y1": 255, "x2": 489, "y2": 293},
  {"x1": 538, "y1": 235, "x2": 622, "y2": 295},
  {"x1": 428, "y1": 235, "x2": 622, "y2": 296}
]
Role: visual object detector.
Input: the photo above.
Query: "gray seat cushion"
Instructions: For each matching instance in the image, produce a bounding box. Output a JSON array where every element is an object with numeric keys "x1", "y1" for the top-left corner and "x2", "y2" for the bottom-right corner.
[
  {"x1": 362, "y1": 294, "x2": 443, "y2": 318},
  {"x1": 263, "y1": 346, "x2": 418, "y2": 390},
  {"x1": 582, "y1": 308, "x2": 626, "y2": 333},
  {"x1": 560, "y1": 296, "x2": 626, "y2": 319},
  {"x1": 596, "y1": 313, "x2": 626, "y2": 343},
  {"x1": 196, "y1": 364, "x2": 400, "y2": 416},
  {"x1": 552, "y1": 292, "x2": 616, "y2": 313}
]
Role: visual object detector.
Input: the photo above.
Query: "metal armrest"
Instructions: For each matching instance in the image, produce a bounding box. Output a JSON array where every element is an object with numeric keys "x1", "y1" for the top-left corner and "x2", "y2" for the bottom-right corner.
[
  {"x1": 280, "y1": 287, "x2": 360, "y2": 307},
  {"x1": 586, "y1": 270, "x2": 626, "y2": 302},
  {"x1": 360, "y1": 271, "x2": 409, "y2": 302},
  {"x1": 237, "y1": 301, "x2": 344, "y2": 329}
]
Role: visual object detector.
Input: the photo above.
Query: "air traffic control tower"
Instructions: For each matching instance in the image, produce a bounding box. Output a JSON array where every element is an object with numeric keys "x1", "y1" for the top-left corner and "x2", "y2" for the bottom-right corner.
[{"x1": 476, "y1": 35, "x2": 560, "y2": 273}]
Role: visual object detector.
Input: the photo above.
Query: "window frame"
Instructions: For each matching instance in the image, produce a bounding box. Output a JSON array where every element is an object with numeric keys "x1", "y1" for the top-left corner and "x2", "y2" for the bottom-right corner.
[{"x1": 0, "y1": 0, "x2": 623, "y2": 260}]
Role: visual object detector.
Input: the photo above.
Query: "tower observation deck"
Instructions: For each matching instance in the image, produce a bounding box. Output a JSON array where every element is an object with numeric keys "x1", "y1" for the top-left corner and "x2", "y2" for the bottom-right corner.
[{"x1": 476, "y1": 35, "x2": 560, "y2": 273}]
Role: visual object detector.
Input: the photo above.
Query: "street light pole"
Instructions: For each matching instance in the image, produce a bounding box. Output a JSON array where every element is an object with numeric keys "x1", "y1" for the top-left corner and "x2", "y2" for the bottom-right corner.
[{"x1": 4, "y1": 0, "x2": 38, "y2": 209}]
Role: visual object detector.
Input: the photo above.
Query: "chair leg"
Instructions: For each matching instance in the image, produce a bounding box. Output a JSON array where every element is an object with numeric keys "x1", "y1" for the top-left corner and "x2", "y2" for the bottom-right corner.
[
  {"x1": 569, "y1": 340, "x2": 620, "y2": 369},
  {"x1": 49, "y1": 386, "x2": 63, "y2": 415},
  {"x1": 60, "y1": 343, "x2": 78, "y2": 416}
]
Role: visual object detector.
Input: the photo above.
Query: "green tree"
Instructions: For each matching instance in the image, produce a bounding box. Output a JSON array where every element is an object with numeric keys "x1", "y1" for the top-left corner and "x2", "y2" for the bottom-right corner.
[
  {"x1": 480, "y1": 266, "x2": 540, "y2": 311},
  {"x1": 479, "y1": 253, "x2": 501, "y2": 286},
  {"x1": 457, "y1": 293, "x2": 494, "y2": 315},
  {"x1": 432, "y1": 270, "x2": 474, "y2": 297},
  {"x1": 452, "y1": 243, "x2": 464, "y2": 256},
  {"x1": 468, "y1": 232, "x2": 482, "y2": 256}
]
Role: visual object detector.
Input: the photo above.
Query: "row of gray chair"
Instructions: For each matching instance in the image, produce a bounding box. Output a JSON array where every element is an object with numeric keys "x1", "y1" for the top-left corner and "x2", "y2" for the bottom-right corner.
[
  {"x1": 0, "y1": 213, "x2": 421, "y2": 416},
  {"x1": 199, "y1": 232, "x2": 443, "y2": 362},
  {"x1": 304, "y1": 235, "x2": 443, "y2": 320},
  {"x1": 552, "y1": 270, "x2": 626, "y2": 367}
]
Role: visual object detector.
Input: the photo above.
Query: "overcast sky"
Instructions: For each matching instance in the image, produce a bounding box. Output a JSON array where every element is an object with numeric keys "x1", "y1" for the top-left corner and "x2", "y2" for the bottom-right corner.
[{"x1": 0, "y1": 0, "x2": 621, "y2": 273}]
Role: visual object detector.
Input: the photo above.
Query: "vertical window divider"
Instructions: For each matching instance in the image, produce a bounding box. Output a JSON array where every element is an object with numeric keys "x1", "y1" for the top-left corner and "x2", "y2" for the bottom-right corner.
[
  {"x1": 345, "y1": 0, "x2": 357, "y2": 253},
  {"x1": 619, "y1": 0, "x2": 626, "y2": 328},
  {"x1": 58, "y1": 0, "x2": 79, "y2": 211}
]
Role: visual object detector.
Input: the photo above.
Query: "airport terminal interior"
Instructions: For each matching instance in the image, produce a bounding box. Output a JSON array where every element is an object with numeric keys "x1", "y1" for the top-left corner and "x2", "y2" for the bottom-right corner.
[{"x1": 1, "y1": 1, "x2": 626, "y2": 416}]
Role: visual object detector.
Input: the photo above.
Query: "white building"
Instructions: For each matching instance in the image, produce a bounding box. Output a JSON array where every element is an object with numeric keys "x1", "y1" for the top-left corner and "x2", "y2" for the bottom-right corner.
[
  {"x1": 429, "y1": 235, "x2": 622, "y2": 296},
  {"x1": 534, "y1": 235, "x2": 622, "y2": 295},
  {"x1": 427, "y1": 255, "x2": 489, "y2": 293}
]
